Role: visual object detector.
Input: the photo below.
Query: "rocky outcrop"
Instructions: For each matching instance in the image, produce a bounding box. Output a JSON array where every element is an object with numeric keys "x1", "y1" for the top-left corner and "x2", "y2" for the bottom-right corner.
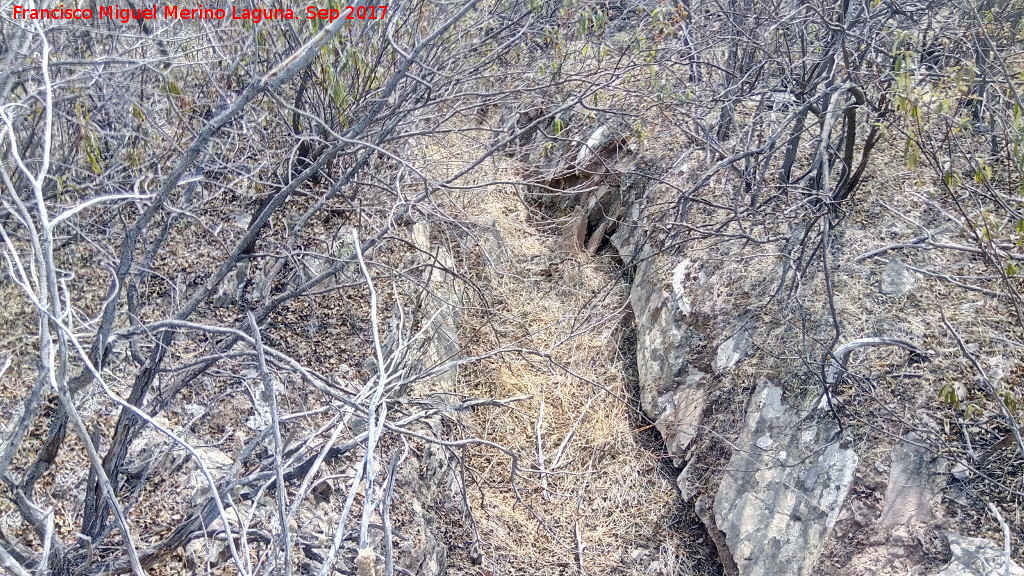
[
  {"x1": 388, "y1": 222, "x2": 467, "y2": 575},
  {"x1": 524, "y1": 116, "x2": 1021, "y2": 575},
  {"x1": 714, "y1": 381, "x2": 857, "y2": 576},
  {"x1": 522, "y1": 115, "x2": 640, "y2": 255}
]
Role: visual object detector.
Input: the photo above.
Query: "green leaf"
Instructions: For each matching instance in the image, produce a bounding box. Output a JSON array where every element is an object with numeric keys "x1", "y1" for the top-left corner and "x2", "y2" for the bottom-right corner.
[
  {"x1": 974, "y1": 162, "x2": 992, "y2": 184},
  {"x1": 904, "y1": 137, "x2": 920, "y2": 169}
]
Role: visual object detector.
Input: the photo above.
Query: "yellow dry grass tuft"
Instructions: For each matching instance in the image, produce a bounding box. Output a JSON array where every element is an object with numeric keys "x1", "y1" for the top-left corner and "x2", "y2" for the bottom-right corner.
[{"x1": 404, "y1": 129, "x2": 697, "y2": 574}]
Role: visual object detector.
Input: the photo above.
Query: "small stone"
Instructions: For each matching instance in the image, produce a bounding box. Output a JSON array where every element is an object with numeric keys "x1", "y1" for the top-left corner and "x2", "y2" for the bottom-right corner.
[
  {"x1": 880, "y1": 259, "x2": 916, "y2": 295},
  {"x1": 676, "y1": 462, "x2": 697, "y2": 502},
  {"x1": 878, "y1": 433, "x2": 947, "y2": 527},
  {"x1": 951, "y1": 462, "x2": 971, "y2": 481},
  {"x1": 931, "y1": 532, "x2": 1024, "y2": 575},
  {"x1": 714, "y1": 321, "x2": 753, "y2": 374}
]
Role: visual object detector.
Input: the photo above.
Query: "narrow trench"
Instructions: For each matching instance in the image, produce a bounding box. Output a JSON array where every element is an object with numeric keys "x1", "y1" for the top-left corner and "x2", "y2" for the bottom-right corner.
[
  {"x1": 461, "y1": 140, "x2": 730, "y2": 574},
  {"x1": 610, "y1": 250, "x2": 727, "y2": 576}
]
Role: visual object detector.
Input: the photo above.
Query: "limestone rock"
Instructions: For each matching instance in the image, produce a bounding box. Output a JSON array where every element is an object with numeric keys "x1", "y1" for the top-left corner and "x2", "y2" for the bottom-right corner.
[
  {"x1": 930, "y1": 532, "x2": 1024, "y2": 576},
  {"x1": 561, "y1": 205, "x2": 588, "y2": 252},
  {"x1": 714, "y1": 381, "x2": 858, "y2": 576},
  {"x1": 655, "y1": 387, "x2": 706, "y2": 467},
  {"x1": 622, "y1": 253, "x2": 703, "y2": 419},
  {"x1": 881, "y1": 258, "x2": 916, "y2": 295},
  {"x1": 575, "y1": 125, "x2": 610, "y2": 168},
  {"x1": 878, "y1": 433, "x2": 947, "y2": 527},
  {"x1": 574, "y1": 119, "x2": 629, "y2": 174},
  {"x1": 671, "y1": 260, "x2": 696, "y2": 317},
  {"x1": 714, "y1": 317, "x2": 754, "y2": 374},
  {"x1": 395, "y1": 496, "x2": 447, "y2": 576},
  {"x1": 676, "y1": 460, "x2": 698, "y2": 502}
]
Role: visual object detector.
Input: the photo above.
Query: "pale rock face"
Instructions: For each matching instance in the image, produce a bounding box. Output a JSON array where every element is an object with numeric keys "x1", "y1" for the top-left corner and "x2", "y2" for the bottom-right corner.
[
  {"x1": 714, "y1": 320, "x2": 753, "y2": 374},
  {"x1": 655, "y1": 385, "x2": 706, "y2": 467},
  {"x1": 627, "y1": 255, "x2": 699, "y2": 419},
  {"x1": 930, "y1": 532, "x2": 1024, "y2": 576},
  {"x1": 671, "y1": 260, "x2": 694, "y2": 317},
  {"x1": 714, "y1": 382, "x2": 858, "y2": 576},
  {"x1": 676, "y1": 461, "x2": 699, "y2": 502},
  {"x1": 576, "y1": 125, "x2": 609, "y2": 168}
]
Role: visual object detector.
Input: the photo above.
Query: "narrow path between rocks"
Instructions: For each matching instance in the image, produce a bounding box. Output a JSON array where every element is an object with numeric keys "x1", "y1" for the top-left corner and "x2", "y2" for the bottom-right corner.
[{"x1": 411, "y1": 132, "x2": 721, "y2": 575}]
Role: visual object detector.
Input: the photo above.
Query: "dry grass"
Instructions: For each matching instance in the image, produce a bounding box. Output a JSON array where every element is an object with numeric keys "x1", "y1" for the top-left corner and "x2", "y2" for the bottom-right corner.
[
  {"x1": 396, "y1": 124, "x2": 705, "y2": 575},
  {"x1": 456, "y1": 191, "x2": 690, "y2": 575},
  {"x1": 3, "y1": 25, "x2": 1021, "y2": 573}
]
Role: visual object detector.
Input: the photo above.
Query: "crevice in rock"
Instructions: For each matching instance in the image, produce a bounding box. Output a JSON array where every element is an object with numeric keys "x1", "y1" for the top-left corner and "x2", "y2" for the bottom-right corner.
[
  {"x1": 616, "y1": 283, "x2": 679, "y2": 482},
  {"x1": 527, "y1": 126, "x2": 731, "y2": 574},
  {"x1": 616, "y1": 304, "x2": 728, "y2": 576}
]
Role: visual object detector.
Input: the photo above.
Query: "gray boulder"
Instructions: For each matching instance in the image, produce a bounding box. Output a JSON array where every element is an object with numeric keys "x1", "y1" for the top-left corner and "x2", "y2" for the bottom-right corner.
[{"x1": 714, "y1": 382, "x2": 858, "y2": 576}]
